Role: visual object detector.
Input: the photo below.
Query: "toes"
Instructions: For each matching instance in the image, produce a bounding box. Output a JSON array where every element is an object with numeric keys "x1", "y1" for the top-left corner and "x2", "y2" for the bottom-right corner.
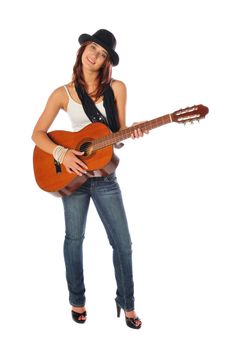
[{"x1": 79, "y1": 315, "x2": 86, "y2": 321}]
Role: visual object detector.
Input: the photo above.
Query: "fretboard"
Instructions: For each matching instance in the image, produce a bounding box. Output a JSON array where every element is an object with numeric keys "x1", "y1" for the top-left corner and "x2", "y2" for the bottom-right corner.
[{"x1": 92, "y1": 114, "x2": 172, "y2": 151}]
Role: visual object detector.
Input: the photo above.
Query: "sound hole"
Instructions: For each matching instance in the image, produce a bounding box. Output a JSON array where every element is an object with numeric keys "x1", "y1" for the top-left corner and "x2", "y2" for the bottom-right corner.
[{"x1": 79, "y1": 142, "x2": 93, "y2": 156}]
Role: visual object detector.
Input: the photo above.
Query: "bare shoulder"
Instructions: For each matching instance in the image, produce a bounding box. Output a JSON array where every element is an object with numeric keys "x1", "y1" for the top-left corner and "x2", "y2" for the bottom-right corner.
[
  {"x1": 111, "y1": 79, "x2": 127, "y2": 98},
  {"x1": 50, "y1": 85, "x2": 66, "y2": 103},
  {"x1": 48, "y1": 84, "x2": 69, "y2": 110}
]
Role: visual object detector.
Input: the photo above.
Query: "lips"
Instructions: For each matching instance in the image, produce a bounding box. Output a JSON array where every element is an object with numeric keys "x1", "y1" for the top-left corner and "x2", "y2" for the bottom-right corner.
[{"x1": 87, "y1": 56, "x2": 95, "y2": 65}]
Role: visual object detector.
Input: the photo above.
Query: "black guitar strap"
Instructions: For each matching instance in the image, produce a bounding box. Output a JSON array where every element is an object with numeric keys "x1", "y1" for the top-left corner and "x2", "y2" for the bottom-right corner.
[{"x1": 75, "y1": 82, "x2": 120, "y2": 133}]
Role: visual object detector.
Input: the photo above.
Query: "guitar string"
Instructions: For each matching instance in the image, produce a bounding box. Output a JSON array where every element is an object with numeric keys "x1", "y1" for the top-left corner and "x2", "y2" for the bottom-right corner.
[
  {"x1": 77, "y1": 115, "x2": 171, "y2": 153},
  {"x1": 79, "y1": 111, "x2": 202, "y2": 154},
  {"x1": 92, "y1": 115, "x2": 171, "y2": 151}
]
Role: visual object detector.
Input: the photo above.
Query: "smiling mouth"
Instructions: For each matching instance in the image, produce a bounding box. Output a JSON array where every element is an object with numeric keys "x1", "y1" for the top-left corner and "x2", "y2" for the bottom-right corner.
[{"x1": 87, "y1": 57, "x2": 95, "y2": 64}]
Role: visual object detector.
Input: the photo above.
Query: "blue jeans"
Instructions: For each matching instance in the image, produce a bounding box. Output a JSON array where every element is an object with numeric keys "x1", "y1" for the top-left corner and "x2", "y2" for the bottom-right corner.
[{"x1": 61, "y1": 173, "x2": 135, "y2": 311}]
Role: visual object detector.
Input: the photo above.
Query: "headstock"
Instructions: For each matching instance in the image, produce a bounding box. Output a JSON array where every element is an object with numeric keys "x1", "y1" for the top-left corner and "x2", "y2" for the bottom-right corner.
[{"x1": 171, "y1": 105, "x2": 209, "y2": 124}]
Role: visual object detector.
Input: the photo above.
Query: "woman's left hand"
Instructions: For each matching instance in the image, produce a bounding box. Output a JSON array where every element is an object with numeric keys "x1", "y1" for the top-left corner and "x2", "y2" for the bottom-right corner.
[{"x1": 131, "y1": 122, "x2": 149, "y2": 139}]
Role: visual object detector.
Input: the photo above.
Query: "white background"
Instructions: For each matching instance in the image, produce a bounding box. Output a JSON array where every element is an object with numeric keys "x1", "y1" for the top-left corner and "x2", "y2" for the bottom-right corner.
[{"x1": 1, "y1": 0, "x2": 231, "y2": 349}]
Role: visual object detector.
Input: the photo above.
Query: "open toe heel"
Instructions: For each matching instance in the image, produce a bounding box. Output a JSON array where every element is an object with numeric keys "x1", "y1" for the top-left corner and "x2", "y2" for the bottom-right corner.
[
  {"x1": 115, "y1": 301, "x2": 142, "y2": 329},
  {"x1": 71, "y1": 309, "x2": 87, "y2": 324},
  {"x1": 125, "y1": 315, "x2": 142, "y2": 329}
]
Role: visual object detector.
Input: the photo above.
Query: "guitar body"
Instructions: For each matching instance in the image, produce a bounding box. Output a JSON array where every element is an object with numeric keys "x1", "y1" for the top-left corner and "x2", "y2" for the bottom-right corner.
[{"x1": 33, "y1": 122, "x2": 119, "y2": 196}]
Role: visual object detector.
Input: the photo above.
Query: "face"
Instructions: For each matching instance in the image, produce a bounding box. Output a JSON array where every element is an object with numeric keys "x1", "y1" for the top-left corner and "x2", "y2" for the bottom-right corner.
[{"x1": 82, "y1": 42, "x2": 108, "y2": 71}]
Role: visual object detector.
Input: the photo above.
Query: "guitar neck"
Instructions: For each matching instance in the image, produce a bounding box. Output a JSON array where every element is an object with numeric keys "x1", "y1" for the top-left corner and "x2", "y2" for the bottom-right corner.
[{"x1": 93, "y1": 114, "x2": 172, "y2": 150}]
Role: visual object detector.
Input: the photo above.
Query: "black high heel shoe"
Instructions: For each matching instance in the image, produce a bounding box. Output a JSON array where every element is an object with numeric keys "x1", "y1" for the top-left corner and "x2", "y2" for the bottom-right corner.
[
  {"x1": 71, "y1": 309, "x2": 87, "y2": 324},
  {"x1": 116, "y1": 302, "x2": 142, "y2": 329}
]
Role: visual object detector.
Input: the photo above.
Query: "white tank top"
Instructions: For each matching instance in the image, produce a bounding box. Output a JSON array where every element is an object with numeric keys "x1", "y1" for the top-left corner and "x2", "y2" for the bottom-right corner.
[{"x1": 63, "y1": 85, "x2": 107, "y2": 132}]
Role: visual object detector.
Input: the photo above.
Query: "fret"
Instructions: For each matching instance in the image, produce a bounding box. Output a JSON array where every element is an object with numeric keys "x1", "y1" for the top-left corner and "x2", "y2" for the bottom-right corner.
[{"x1": 92, "y1": 114, "x2": 171, "y2": 151}]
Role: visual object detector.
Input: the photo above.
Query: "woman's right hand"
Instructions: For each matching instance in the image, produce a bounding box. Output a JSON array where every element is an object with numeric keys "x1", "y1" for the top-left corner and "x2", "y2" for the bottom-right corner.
[{"x1": 63, "y1": 149, "x2": 88, "y2": 175}]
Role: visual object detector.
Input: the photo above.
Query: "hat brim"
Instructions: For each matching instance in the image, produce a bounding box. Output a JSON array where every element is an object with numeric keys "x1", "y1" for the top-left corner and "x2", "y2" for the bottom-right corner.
[{"x1": 78, "y1": 33, "x2": 119, "y2": 66}]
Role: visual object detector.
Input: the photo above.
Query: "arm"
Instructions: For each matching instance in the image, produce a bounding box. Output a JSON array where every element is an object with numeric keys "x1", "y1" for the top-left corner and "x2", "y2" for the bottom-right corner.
[
  {"x1": 112, "y1": 80, "x2": 145, "y2": 138},
  {"x1": 111, "y1": 80, "x2": 127, "y2": 129},
  {"x1": 32, "y1": 86, "x2": 88, "y2": 175},
  {"x1": 32, "y1": 87, "x2": 64, "y2": 153}
]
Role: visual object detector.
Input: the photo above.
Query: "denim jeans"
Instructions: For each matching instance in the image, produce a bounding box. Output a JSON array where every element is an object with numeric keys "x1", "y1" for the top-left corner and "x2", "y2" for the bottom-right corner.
[{"x1": 61, "y1": 173, "x2": 135, "y2": 311}]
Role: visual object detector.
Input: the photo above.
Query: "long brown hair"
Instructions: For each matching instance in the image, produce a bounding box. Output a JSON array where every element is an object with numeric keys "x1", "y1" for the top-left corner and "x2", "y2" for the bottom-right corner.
[{"x1": 72, "y1": 42, "x2": 112, "y2": 101}]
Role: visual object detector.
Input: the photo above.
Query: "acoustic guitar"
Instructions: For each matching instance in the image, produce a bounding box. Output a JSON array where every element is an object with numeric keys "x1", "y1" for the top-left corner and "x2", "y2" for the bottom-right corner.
[{"x1": 33, "y1": 104, "x2": 209, "y2": 196}]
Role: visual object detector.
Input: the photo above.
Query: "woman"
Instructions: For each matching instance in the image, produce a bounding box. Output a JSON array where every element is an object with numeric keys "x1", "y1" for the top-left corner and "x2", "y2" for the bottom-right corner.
[{"x1": 32, "y1": 29, "x2": 144, "y2": 329}]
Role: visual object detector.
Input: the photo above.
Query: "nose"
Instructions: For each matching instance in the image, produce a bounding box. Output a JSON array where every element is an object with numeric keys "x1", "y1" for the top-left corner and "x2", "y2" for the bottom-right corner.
[
  {"x1": 92, "y1": 51, "x2": 100, "y2": 59},
  {"x1": 89, "y1": 52, "x2": 97, "y2": 62}
]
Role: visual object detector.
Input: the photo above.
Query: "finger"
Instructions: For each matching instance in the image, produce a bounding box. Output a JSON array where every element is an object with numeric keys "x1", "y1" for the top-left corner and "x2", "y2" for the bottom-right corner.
[
  {"x1": 75, "y1": 158, "x2": 88, "y2": 170},
  {"x1": 65, "y1": 167, "x2": 76, "y2": 174},
  {"x1": 66, "y1": 168, "x2": 73, "y2": 174},
  {"x1": 132, "y1": 129, "x2": 138, "y2": 138},
  {"x1": 65, "y1": 164, "x2": 85, "y2": 176},
  {"x1": 72, "y1": 150, "x2": 84, "y2": 156},
  {"x1": 132, "y1": 130, "x2": 137, "y2": 138},
  {"x1": 70, "y1": 167, "x2": 84, "y2": 176},
  {"x1": 71, "y1": 161, "x2": 89, "y2": 174},
  {"x1": 134, "y1": 129, "x2": 140, "y2": 138}
]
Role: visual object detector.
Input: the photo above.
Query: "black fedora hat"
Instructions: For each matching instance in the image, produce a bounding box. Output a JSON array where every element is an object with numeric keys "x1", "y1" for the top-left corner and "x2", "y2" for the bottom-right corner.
[{"x1": 78, "y1": 29, "x2": 119, "y2": 66}]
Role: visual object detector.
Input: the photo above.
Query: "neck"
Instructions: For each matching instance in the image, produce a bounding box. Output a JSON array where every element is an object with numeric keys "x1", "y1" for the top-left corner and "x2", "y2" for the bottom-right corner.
[
  {"x1": 92, "y1": 114, "x2": 173, "y2": 151},
  {"x1": 82, "y1": 68, "x2": 99, "y2": 88}
]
